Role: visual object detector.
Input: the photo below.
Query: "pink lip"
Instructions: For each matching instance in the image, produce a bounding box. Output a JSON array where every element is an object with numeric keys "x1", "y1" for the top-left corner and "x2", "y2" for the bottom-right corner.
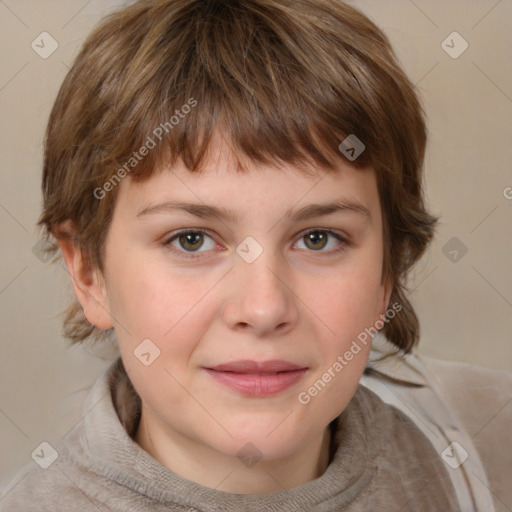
[{"x1": 204, "y1": 360, "x2": 308, "y2": 397}]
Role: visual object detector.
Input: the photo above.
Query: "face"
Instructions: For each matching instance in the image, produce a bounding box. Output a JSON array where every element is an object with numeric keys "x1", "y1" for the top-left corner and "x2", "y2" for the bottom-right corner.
[{"x1": 95, "y1": 141, "x2": 391, "y2": 463}]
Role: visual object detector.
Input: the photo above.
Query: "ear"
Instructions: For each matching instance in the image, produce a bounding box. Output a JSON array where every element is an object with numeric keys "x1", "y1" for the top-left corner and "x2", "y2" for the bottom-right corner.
[{"x1": 54, "y1": 222, "x2": 114, "y2": 330}]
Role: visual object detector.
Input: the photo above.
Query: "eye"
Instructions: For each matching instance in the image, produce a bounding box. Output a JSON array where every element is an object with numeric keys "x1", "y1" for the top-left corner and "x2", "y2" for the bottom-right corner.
[
  {"x1": 294, "y1": 229, "x2": 347, "y2": 253},
  {"x1": 164, "y1": 229, "x2": 217, "y2": 255},
  {"x1": 163, "y1": 228, "x2": 348, "y2": 259}
]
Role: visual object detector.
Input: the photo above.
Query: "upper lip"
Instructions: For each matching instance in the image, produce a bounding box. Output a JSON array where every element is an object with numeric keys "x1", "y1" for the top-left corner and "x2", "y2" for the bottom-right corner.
[{"x1": 205, "y1": 360, "x2": 307, "y2": 374}]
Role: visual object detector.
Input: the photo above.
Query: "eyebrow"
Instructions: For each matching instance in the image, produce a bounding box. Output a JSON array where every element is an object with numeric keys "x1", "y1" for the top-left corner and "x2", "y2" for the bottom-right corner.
[{"x1": 136, "y1": 199, "x2": 371, "y2": 223}]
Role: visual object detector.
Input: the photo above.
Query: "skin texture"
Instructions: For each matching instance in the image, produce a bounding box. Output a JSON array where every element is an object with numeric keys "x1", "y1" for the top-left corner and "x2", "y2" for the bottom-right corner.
[{"x1": 58, "y1": 138, "x2": 391, "y2": 494}]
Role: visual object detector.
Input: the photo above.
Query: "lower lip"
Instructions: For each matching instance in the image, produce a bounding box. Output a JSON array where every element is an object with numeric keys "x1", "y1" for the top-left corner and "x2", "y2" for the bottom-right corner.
[{"x1": 204, "y1": 369, "x2": 307, "y2": 397}]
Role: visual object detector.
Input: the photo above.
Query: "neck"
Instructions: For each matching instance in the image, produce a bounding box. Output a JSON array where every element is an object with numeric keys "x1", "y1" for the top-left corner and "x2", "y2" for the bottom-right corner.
[{"x1": 134, "y1": 404, "x2": 333, "y2": 494}]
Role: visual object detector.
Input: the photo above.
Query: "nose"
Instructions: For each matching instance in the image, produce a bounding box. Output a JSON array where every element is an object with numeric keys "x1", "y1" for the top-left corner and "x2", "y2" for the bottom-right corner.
[{"x1": 222, "y1": 253, "x2": 299, "y2": 337}]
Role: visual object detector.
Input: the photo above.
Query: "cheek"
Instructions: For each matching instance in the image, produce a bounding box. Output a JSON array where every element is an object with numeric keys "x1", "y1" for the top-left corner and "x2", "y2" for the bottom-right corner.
[
  {"x1": 309, "y1": 259, "x2": 384, "y2": 342},
  {"x1": 104, "y1": 254, "x2": 226, "y2": 385},
  {"x1": 105, "y1": 260, "x2": 220, "y2": 411},
  {"x1": 105, "y1": 255, "x2": 210, "y2": 338},
  {"x1": 295, "y1": 266, "x2": 382, "y2": 422}
]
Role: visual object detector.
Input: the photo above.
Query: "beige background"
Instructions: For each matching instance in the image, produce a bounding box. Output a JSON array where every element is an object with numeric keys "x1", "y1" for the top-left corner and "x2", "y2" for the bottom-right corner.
[{"x1": 1, "y1": 0, "x2": 511, "y2": 488}]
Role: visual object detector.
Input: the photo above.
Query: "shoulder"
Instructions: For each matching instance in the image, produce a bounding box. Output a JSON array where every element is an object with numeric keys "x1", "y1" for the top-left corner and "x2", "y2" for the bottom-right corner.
[
  {"x1": 0, "y1": 358, "x2": 132, "y2": 512},
  {"x1": 0, "y1": 455, "x2": 101, "y2": 511},
  {"x1": 419, "y1": 355, "x2": 512, "y2": 508},
  {"x1": 419, "y1": 355, "x2": 512, "y2": 432},
  {"x1": 353, "y1": 383, "x2": 446, "y2": 456},
  {"x1": 348, "y1": 385, "x2": 460, "y2": 510},
  {"x1": 418, "y1": 355, "x2": 512, "y2": 456},
  {"x1": 351, "y1": 385, "x2": 454, "y2": 475},
  {"x1": 361, "y1": 334, "x2": 512, "y2": 510},
  {"x1": 0, "y1": 439, "x2": 138, "y2": 512},
  {"x1": 365, "y1": 334, "x2": 512, "y2": 437}
]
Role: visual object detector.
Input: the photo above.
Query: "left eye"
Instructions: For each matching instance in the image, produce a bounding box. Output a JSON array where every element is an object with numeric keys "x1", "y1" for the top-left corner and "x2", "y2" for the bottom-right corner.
[{"x1": 294, "y1": 230, "x2": 346, "y2": 252}]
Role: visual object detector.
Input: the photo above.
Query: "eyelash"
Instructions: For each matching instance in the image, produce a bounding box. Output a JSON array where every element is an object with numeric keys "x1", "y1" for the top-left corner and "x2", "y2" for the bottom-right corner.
[{"x1": 162, "y1": 228, "x2": 349, "y2": 259}]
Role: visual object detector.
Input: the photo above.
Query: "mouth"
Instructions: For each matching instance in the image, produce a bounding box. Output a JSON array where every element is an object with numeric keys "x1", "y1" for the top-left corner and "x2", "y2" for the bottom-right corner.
[{"x1": 203, "y1": 360, "x2": 308, "y2": 397}]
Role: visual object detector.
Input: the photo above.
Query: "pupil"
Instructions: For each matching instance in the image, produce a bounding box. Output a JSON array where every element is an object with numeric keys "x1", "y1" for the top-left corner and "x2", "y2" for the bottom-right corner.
[
  {"x1": 307, "y1": 232, "x2": 327, "y2": 250},
  {"x1": 181, "y1": 233, "x2": 203, "y2": 251}
]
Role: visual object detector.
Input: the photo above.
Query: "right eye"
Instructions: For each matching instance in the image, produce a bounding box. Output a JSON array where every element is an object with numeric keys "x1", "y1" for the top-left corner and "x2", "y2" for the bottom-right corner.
[{"x1": 163, "y1": 229, "x2": 219, "y2": 257}]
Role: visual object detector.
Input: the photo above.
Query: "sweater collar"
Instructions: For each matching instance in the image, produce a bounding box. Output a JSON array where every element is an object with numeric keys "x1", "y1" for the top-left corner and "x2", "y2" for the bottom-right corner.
[{"x1": 364, "y1": 333, "x2": 429, "y2": 386}]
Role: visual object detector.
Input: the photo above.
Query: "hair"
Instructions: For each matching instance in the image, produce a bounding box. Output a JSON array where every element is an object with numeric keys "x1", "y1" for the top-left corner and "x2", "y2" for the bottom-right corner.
[{"x1": 39, "y1": 0, "x2": 437, "y2": 352}]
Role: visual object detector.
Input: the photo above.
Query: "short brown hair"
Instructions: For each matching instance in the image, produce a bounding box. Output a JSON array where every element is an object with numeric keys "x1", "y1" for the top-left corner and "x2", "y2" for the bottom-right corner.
[{"x1": 39, "y1": 0, "x2": 436, "y2": 351}]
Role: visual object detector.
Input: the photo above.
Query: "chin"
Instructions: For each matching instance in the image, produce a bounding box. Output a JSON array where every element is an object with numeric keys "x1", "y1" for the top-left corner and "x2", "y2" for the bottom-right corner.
[{"x1": 212, "y1": 420, "x2": 312, "y2": 462}]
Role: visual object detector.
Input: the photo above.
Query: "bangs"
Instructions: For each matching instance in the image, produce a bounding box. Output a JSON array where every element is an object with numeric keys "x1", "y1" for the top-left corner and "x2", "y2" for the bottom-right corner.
[{"x1": 86, "y1": 0, "x2": 391, "y2": 189}]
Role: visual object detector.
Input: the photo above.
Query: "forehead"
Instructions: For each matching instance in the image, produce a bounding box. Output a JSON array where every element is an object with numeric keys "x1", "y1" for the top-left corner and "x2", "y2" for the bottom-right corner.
[
  {"x1": 114, "y1": 133, "x2": 381, "y2": 224},
  {"x1": 121, "y1": 160, "x2": 378, "y2": 219}
]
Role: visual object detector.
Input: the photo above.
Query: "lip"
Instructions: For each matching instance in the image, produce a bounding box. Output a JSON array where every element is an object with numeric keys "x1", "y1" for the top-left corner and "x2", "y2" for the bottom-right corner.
[
  {"x1": 207, "y1": 360, "x2": 305, "y2": 373},
  {"x1": 204, "y1": 360, "x2": 308, "y2": 397}
]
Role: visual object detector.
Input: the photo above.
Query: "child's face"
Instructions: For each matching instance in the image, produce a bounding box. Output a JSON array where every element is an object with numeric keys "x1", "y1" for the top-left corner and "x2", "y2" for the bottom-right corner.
[{"x1": 97, "y1": 139, "x2": 391, "y2": 463}]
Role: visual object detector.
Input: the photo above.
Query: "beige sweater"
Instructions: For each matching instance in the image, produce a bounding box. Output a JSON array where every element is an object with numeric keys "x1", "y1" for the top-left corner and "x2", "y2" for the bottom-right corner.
[
  {"x1": 361, "y1": 334, "x2": 512, "y2": 512},
  {"x1": 0, "y1": 355, "x2": 460, "y2": 511}
]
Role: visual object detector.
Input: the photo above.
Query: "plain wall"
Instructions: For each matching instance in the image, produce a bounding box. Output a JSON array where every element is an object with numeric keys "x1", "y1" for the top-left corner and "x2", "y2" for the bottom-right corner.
[{"x1": 1, "y1": 0, "x2": 511, "y2": 487}]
